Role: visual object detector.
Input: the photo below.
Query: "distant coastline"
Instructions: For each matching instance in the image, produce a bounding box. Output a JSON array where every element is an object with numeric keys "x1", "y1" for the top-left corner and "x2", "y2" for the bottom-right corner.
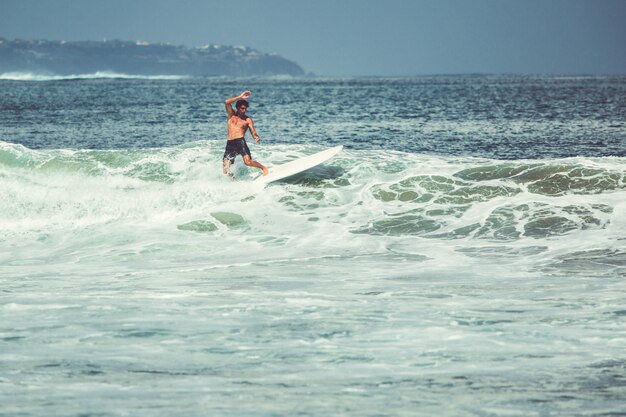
[{"x1": 0, "y1": 38, "x2": 306, "y2": 77}]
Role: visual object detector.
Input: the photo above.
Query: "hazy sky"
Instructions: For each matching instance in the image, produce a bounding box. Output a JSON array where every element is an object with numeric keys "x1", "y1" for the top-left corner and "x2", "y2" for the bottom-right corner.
[{"x1": 2, "y1": 0, "x2": 625, "y2": 76}]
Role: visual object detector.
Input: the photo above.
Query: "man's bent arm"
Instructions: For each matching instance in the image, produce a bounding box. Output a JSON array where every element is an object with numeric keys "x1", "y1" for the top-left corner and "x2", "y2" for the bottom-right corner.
[{"x1": 249, "y1": 118, "x2": 261, "y2": 142}]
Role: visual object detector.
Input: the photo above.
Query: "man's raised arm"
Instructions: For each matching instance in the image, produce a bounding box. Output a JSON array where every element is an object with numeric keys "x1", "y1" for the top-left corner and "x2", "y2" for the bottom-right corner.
[{"x1": 224, "y1": 91, "x2": 251, "y2": 116}]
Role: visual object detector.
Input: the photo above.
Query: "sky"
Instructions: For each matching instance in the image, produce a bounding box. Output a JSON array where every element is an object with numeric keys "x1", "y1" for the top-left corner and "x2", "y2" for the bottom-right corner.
[{"x1": 1, "y1": 0, "x2": 625, "y2": 76}]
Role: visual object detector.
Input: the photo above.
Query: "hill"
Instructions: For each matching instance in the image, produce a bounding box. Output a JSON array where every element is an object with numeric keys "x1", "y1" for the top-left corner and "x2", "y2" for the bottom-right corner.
[{"x1": 0, "y1": 38, "x2": 306, "y2": 76}]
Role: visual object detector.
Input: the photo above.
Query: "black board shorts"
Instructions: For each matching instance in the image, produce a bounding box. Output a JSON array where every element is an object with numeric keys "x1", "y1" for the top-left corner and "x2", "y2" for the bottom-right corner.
[{"x1": 223, "y1": 138, "x2": 251, "y2": 164}]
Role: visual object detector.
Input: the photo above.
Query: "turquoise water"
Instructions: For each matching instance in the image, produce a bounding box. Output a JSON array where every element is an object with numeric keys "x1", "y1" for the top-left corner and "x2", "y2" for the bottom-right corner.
[{"x1": 1, "y1": 74, "x2": 625, "y2": 416}]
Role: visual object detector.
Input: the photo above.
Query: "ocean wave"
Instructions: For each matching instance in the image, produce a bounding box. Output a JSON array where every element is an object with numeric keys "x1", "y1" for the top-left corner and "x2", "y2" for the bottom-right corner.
[
  {"x1": 0, "y1": 71, "x2": 189, "y2": 81},
  {"x1": 0, "y1": 140, "x2": 624, "y2": 250}
]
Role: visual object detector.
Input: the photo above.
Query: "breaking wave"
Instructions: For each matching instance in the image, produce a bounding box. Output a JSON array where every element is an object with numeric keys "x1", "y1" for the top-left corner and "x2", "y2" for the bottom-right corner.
[{"x1": 1, "y1": 139, "x2": 624, "y2": 277}]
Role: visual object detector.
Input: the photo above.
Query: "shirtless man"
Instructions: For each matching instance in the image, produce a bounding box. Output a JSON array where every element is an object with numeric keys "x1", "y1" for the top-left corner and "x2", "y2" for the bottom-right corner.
[{"x1": 223, "y1": 90, "x2": 269, "y2": 176}]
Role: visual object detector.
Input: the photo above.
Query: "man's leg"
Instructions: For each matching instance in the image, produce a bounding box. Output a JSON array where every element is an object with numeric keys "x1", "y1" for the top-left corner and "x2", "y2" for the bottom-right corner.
[
  {"x1": 243, "y1": 154, "x2": 269, "y2": 176},
  {"x1": 223, "y1": 158, "x2": 234, "y2": 177}
]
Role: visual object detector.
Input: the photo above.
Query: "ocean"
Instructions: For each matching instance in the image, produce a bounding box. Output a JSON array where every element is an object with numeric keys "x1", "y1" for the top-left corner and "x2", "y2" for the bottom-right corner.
[{"x1": 1, "y1": 73, "x2": 625, "y2": 416}]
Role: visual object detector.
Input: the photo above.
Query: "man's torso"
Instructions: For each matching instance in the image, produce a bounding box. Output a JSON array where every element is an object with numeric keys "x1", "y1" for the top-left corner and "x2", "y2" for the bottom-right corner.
[{"x1": 227, "y1": 115, "x2": 250, "y2": 140}]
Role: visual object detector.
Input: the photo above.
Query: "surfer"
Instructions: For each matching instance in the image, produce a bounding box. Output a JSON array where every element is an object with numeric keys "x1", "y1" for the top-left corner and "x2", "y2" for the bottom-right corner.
[{"x1": 223, "y1": 90, "x2": 269, "y2": 177}]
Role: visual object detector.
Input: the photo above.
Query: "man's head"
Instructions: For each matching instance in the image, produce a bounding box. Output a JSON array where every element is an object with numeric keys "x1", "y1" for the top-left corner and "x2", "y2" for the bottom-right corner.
[{"x1": 236, "y1": 99, "x2": 249, "y2": 115}]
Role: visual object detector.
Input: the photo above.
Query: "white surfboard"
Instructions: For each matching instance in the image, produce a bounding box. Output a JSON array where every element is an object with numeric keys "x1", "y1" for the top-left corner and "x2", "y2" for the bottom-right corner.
[{"x1": 255, "y1": 145, "x2": 343, "y2": 184}]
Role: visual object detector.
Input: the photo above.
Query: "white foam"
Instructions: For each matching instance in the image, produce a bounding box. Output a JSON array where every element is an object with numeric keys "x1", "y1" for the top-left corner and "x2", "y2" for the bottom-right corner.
[
  {"x1": 0, "y1": 71, "x2": 189, "y2": 81},
  {"x1": 0, "y1": 141, "x2": 624, "y2": 281}
]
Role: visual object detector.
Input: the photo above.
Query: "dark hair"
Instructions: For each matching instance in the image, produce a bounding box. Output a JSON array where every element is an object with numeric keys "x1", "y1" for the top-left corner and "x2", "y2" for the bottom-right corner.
[{"x1": 235, "y1": 99, "x2": 249, "y2": 109}]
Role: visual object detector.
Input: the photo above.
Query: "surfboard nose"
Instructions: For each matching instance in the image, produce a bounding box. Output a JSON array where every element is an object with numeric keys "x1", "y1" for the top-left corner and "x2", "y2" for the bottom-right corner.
[{"x1": 255, "y1": 146, "x2": 343, "y2": 184}]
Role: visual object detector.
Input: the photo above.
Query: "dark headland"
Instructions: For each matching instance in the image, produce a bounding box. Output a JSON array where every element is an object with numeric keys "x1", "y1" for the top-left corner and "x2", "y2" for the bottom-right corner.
[{"x1": 0, "y1": 38, "x2": 306, "y2": 77}]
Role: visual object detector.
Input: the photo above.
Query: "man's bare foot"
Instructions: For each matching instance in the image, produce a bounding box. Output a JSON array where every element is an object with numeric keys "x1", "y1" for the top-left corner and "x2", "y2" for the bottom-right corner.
[{"x1": 262, "y1": 167, "x2": 269, "y2": 176}]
